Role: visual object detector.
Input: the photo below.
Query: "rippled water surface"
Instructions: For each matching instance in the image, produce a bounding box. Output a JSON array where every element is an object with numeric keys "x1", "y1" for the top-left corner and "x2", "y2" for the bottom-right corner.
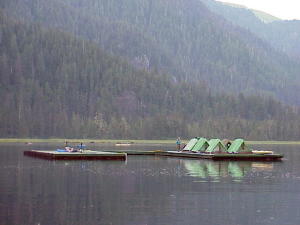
[{"x1": 1, "y1": 144, "x2": 300, "y2": 225}]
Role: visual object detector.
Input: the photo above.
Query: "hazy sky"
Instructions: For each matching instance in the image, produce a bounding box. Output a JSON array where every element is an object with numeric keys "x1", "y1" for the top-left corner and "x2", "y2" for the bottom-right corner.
[{"x1": 217, "y1": 0, "x2": 300, "y2": 20}]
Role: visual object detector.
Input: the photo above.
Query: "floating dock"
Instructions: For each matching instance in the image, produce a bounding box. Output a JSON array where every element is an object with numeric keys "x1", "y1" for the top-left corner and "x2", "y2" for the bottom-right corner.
[
  {"x1": 160, "y1": 151, "x2": 283, "y2": 161},
  {"x1": 156, "y1": 137, "x2": 284, "y2": 161},
  {"x1": 106, "y1": 150, "x2": 163, "y2": 155},
  {"x1": 105, "y1": 150, "x2": 283, "y2": 161},
  {"x1": 24, "y1": 149, "x2": 283, "y2": 161},
  {"x1": 24, "y1": 150, "x2": 127, "y2": 160}
]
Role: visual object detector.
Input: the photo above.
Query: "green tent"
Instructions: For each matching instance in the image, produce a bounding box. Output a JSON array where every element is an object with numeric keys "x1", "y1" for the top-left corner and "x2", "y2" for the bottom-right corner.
[
  {"x1": 227, "y1": 139, "x2": 250, "y2": 153},
  {"x1": 183, "y1": 137, "x2": 199, "y2": 151},
  {"x1": 191, "y1": 138, "x2": 209, "y2": 152},
  {"x1": 205, "y1": 139, "x2": 227, "y2": 153}
]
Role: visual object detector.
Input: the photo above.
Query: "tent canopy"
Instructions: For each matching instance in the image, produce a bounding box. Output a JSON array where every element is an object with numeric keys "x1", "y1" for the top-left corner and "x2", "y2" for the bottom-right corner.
[
  {"x1": 222, "y1": 139, "x2": 233, "y2": 149},
  {"x1": 183, "y1": 137, "x2": 200, "y2": 151},
  {"x1": 227, "y1": 139, "x2": 250, "y2": 153},
  {"x1": 206, "y1": 139, "x2": 227, "y2": 153},
  {"x1": 191, "y1": 138, "x2": 209, "y2": 152}
]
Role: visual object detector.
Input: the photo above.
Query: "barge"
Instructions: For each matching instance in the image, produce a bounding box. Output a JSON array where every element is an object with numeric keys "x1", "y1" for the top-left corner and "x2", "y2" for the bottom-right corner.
[
  {"x1": 106, "y1": 150, "x2": 283, "y2": 161},
  {"x1": 160, "y1": 151, "x2": 283, "y2": 161},
  {"x1": 24, "y1": 138, "x2": 283, "y2": 162},
  {"x1": 24, "y1": 150, "x2": 127, "y2": 160},
  {"x1": 160, "y1": 137, "x2": 284, "y2": 161}
]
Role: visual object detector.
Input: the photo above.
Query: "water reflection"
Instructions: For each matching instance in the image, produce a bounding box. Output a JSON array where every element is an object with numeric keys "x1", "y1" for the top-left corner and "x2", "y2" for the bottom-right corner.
[
  {"x1": 184, "y1": 160, "x2": 274, "y2": 182},
  {"x1": 2, "y1": 144, "x2": 300, "y2": 225}
]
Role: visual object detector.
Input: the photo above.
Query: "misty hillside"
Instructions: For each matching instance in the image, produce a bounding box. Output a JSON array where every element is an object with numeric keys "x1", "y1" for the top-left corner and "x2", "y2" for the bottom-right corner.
[
  {"x1": 215, "y1": 1, "x2": 281, "y2": 23},
  {"x1": 202, "y1": 0, "x2": 300, "y2": 59},
  {"x1": 1, "y1": 10, "x2": 300, "y2": 140},
  {"x1": 2, "y1": 0, "x2": 300, "y2": 105}
]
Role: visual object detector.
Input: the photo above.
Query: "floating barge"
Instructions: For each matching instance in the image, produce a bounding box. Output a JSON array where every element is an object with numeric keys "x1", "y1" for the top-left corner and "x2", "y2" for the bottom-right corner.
[
  {"x1": 158, "y1": 137, "x2": 284, "y2": 161},
  {"x1": 24, "y1": 150, "x2": 127, "y2": 160},
  {"x1": 107, "y1": 137, "x2": 284, "y2": 161},
  {"x1": 160, "y1": 151, "x2": 283, "y2": 161},
  {"x1": 106, "y1": 150, "x2": 283, "y2": 161},
  {"x1": 24, "y1": 137, "x2": 284, "y2": 162}
]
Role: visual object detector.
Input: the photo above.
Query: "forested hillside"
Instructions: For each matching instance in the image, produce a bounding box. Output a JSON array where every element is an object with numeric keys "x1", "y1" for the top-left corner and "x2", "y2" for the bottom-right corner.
[
  {"x1": 1, "y1": 11, "x2": 300, "y2": 140},
  {"x1": 2, "y1": 0, "x2": 300, "y2": 104},
  {"x1": 202, "y1": 0, "x2": 300, "y2": 59}
]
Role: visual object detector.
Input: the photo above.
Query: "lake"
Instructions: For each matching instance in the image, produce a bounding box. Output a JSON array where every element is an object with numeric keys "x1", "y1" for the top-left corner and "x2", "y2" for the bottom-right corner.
[{"x1": 1, "y1": 143, "x2": 300, "y2": 225}]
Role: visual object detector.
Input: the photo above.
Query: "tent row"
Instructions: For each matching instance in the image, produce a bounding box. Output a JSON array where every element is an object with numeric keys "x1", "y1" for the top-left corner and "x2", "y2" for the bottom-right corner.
[{"x1": 182, "y1": 137, "x2": 250, "y2": 154}]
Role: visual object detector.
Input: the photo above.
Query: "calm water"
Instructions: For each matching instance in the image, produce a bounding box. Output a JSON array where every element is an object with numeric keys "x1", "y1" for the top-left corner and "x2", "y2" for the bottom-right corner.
[{"x1": 1, "y1": 144, "x2": 300, "y2": 225}]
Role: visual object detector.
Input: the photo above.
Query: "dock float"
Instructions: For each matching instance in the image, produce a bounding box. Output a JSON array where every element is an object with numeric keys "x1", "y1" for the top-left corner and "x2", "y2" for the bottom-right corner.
[
  {"x1": 24, "y1": 150, "x2": 127, "y2": 160},
  {"x1": 160, "y1": 151, "x2": 283, "y2": 161},
  {"x1": 105, "y1": 150, "x2": 283, "y2": 161},
  {"x1": 106, "y1": 150, "x2": 162, "y2": 155},
  {"x1": 211, "y1": 153, "x2": 283, "y2": 161}
]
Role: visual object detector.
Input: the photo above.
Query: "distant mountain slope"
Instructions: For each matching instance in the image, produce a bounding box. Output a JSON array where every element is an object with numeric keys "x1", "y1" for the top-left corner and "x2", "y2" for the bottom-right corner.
[
  {"x1": 251, "y1": 9, "x2": 280, "y2": 23},
  {"x1": 1, "y1": 10, "x2": 300, "y2": 140},
  {"x1": 202, "y1": 0, "x2": 300, "y2": 59},
  {"x1": 2, "y1": 0, "x2": 300, "y2": 105},
  {"x1": 218, "y1": 1, "x2": 281, "y2": 23}
]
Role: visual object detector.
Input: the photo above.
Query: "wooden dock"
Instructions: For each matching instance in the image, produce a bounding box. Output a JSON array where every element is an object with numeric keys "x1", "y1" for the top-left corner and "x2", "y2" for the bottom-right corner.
[
  {"x1": 106, "y1": 150, "x2": 162, "y2": 155},
  {"x1": 24, "y1": 150, "x2": 127, "y2": 160},
  {"x1": 105, "y1": 150, "x2": 283, "y2": 161},
  {"x1": 159, "y1": 151, "x2": 283, "y2": 161},
  {"x1": 211, "y1": 153, "x2": 283, "y2": 161},
  {"x1": 158, "y1": 151, "x2": 213, "y2": 159},
  {"x1": 24, "y1": 149, "x2": 283, "y2": 161}
]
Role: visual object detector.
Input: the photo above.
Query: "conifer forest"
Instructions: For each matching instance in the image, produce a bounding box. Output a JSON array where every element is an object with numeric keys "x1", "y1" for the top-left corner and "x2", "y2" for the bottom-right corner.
[{"x1": 1, "y1": 0, "x2": 300, "y2": 140}]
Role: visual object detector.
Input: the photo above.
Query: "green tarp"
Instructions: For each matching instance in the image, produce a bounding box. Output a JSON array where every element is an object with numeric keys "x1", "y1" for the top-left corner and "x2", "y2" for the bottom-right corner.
[
  {"x1": 206, "y1": 139, "x2": 227, "y2": 153},
  {"x1": 184, "y1": 137, "x2": 250, "y2": 153},
  {"x1": 227, "y1": 139, "x2": 249, "y2": 153},
  {"x1": 191, "y1": 138, "x2": 209, "y2": 152},
  {"x1": 183, "y1": 137, "x2": 199, "y2": 151}
]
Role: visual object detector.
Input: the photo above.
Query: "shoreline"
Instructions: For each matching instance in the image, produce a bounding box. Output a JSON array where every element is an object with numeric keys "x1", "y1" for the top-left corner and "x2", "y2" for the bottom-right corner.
[{"x1": 0, "y1": 139, "x2": 300, "y2": 145}]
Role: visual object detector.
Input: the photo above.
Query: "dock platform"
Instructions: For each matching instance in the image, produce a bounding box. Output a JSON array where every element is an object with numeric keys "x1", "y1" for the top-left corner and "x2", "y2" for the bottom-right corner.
[
  {"x1": 160, "y1": 151, "x2": 283, "y2": 161},
  {"x1": 24, "y1": 150, "x2": 127, "y2": 160},
  {"x1": 211, "y1": 153, "x2": 283, "y2": 161},
  {"x1": 106, "y1": 150, "x2": 162, "y2": 155},
  {"x1": 24, "y1": 150, "x2": 283, "y2": 161}
]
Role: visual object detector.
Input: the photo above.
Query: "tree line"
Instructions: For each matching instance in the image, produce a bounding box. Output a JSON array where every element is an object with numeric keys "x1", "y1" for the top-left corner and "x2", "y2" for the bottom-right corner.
[{"x1": 1, "y1": 11, "x2": 300, "y2": 140}]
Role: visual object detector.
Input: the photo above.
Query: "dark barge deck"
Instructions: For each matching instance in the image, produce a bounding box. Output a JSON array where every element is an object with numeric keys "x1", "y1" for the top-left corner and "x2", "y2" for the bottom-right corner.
[
  {"x1": 159, "y1": 151, "x2": 283, "y2": 161},
  {"x1": 24, "y1": 150, "x2": 127, "y2": 160},
  {"x1": 24, "y1": 150, "x2": 283, "y2": 161},
  {"x1": 107, "y1": 150, "x2": 283, "y2": 161}
]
